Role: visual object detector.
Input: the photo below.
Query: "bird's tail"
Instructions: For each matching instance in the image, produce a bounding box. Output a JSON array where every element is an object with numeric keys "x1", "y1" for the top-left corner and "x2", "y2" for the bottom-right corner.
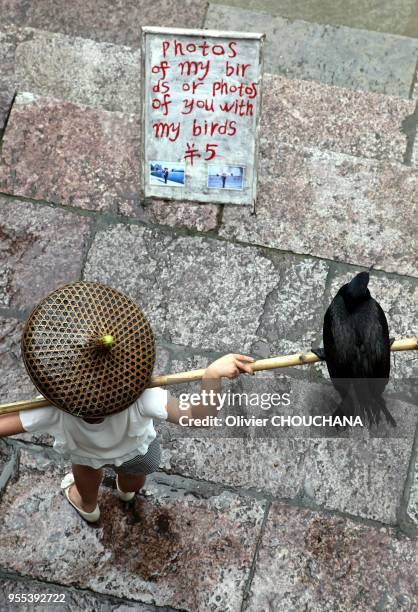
[
  {"x1": 333, "y1": 379, "x2": 396, "y2": 428},
  {"x1": 354, "y1": 379, "x2": 396, "y2": 428}
]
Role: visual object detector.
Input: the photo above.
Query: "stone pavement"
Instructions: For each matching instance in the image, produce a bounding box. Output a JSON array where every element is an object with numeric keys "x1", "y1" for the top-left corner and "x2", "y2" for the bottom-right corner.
[
  {"x1": 206, "y1": 5, "x2": 418, "y2": 97},
  {"x1": 0, "y1": 2, "x2": 417, "y2": 611},
  {"x1": 210, "y1": 0, "x2": 418, "y2": 37}
]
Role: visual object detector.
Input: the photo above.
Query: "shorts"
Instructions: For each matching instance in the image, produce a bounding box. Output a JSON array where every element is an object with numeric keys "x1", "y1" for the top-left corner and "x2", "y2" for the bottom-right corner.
[{"x1": 104, "y1": 438, "x2": 161, "y2": 475}]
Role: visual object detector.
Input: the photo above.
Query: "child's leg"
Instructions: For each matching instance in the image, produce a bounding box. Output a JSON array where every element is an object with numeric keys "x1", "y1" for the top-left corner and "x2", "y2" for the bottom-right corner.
[
  {"x1": 115, "y1": 438, "x2": 161, "y2": 493},
  {"x1": 115, "y1": 470, "x2": 146, "y2": 493},
  {"x1": 70, "y1": 464, "x2": 103, "y2": 513}
]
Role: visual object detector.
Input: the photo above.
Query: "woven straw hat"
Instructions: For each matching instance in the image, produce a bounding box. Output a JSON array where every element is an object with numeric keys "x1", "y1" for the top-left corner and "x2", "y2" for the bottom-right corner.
[{"x1": 21, "y1": 281, "x2": 155, "y2": 419}]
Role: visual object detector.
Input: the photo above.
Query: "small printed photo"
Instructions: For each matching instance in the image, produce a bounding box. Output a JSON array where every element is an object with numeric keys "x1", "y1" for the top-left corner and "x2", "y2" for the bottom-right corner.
[
  {"x1": 150, "y1": 161, "x2": 185, "y2": 186},
  {"x1": 207, "y1": 165, "x2": 244, "y2": 190}
]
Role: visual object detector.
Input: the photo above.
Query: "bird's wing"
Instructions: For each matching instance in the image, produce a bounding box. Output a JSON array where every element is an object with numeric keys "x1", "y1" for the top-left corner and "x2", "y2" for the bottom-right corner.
[
  {"x1": 357, "y1": 298, "x2": 390, "y2": 378},
  {"x1": 323, "y1": 296, "x2": 358, "y2": 378}
]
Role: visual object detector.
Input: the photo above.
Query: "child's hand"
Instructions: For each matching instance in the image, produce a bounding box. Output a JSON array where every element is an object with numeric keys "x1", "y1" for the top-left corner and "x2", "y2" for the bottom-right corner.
[{"x1": 203, "y1": 354, "x2": 255, "y2": 380}]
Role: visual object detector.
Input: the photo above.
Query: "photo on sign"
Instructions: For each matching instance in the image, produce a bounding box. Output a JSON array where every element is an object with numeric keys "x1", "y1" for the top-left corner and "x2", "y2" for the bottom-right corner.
[
  {"x1": 150, "y1": 161, "x2": 185, "y2": 187},
  {"x1": 207, "y1": 165, "x2": 245, "y2": 191}
]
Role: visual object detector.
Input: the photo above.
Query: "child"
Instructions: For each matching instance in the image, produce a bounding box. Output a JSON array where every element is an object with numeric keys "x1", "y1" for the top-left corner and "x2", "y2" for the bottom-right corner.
[{"x1": 0, "y1": 353, "x2": 254, "y2": 522}]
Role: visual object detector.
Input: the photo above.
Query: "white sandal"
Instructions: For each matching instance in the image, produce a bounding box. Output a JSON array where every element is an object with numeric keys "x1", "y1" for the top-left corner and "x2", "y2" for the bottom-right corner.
[
  {"x1": 60, "y1": 472, "x2": 100, "y2": 522},
  {"x1": 116, "y1": 475, "x2": 136, "y2": 502}
]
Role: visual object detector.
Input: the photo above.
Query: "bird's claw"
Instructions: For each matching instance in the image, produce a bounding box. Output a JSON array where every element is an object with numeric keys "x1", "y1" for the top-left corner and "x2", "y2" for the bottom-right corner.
[{"x1": 311, "y1": 347, "x2": 326, "y2": 360}]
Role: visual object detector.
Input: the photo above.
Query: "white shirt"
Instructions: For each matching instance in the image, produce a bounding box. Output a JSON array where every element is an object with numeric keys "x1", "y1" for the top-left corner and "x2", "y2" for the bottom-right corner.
[{"x1": 19, "y1": 387, "x2": 168, "y2": 468}]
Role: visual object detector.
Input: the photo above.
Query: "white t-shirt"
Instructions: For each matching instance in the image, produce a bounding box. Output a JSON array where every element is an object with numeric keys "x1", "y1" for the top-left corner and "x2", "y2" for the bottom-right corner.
[{"x1": 19, "y1": 388, "x2": 168, "y2": 469}]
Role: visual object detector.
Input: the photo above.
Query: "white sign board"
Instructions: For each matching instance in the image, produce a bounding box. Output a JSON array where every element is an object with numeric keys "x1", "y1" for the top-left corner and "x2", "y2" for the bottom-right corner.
[{"x1": 142, "y1": 27, "x2": 264, "y2": 206}]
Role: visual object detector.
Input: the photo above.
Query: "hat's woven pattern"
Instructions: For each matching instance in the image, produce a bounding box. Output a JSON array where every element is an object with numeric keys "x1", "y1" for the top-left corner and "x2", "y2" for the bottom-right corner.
[{"x1": 21, "y1": 282, "x2": 155, "y2": 419}]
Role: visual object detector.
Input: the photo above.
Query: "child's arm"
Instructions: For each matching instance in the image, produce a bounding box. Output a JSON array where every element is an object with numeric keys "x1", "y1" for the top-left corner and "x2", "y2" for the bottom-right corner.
[
  {"x1": 166, "y1": 353, "x2": 254, "y2": 424},
  {"x1": 0, "y1": 413, "x2": 25, "y2": 437}
]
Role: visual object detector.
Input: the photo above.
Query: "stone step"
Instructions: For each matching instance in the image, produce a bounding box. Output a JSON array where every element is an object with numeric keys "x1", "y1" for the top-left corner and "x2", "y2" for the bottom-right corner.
[
  {"x1": 210, "y1": 0, "x2": 418, "y2": 38},
  {"x1": 219, "y1": 144, "x2": 418, "y2": 277},
  {"x1": 261, "y1": 74, "x2": 415, "y2": 164},
  {"x1": 0, "y1": 26, "x2": 141, "y2": 118},
  {"x1": 1, "y1": 20, "x2": 414, "y2": 156},
  {"x1": 0, "y1": 92, "x2": 220, "y2": 231},
  {"x1": 0, "y1": 93, "x2": 144, "y2": 217},
  {"x1": 2, "y1": 91, "x2": 416, "y2": 276},
  {"x1": 246, "y1": 502, "x2": 417, "y2": 610},
  {"x1": 0, "y1": 0, "x2": 207, "y2": 47},
  {"x1": 0, "y1": 196, "x2": 92, "y2": 312},
  {"x1": 205, "y1": 4, "x2": 418, "y2": 97},
  {"x1": 161, "y1": 431, "x2": 417, "y2": 526},
  {"x1": 2, "y1": 14, "x2": 417, "y2": 130},
  {"x1": 0, "y1": 443, "x2": 265, "y2": 611}
]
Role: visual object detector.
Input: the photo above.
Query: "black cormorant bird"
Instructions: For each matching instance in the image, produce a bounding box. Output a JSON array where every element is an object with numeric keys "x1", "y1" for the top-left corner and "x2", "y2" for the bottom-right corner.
[{"x1": 314, "y1": 271, "x2": 396, "y2": 427}]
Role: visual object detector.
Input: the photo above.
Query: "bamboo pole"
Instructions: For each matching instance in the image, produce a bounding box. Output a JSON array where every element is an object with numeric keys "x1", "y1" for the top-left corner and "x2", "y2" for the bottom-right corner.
[{"x1": 1, "y1": 337, "x2": 416, "y2": 416}]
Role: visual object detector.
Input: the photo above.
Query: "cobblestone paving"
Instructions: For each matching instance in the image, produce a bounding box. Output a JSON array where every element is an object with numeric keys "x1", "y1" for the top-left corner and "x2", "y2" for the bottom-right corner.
[{"x1": 0, "y1": 2, "x2": 417, "y2": 611}]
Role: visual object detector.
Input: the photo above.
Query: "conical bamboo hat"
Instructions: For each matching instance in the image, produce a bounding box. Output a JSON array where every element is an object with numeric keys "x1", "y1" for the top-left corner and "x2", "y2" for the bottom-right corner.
[{"x1": 21, "y1": 281, "x2": 155, "y2": 419}]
